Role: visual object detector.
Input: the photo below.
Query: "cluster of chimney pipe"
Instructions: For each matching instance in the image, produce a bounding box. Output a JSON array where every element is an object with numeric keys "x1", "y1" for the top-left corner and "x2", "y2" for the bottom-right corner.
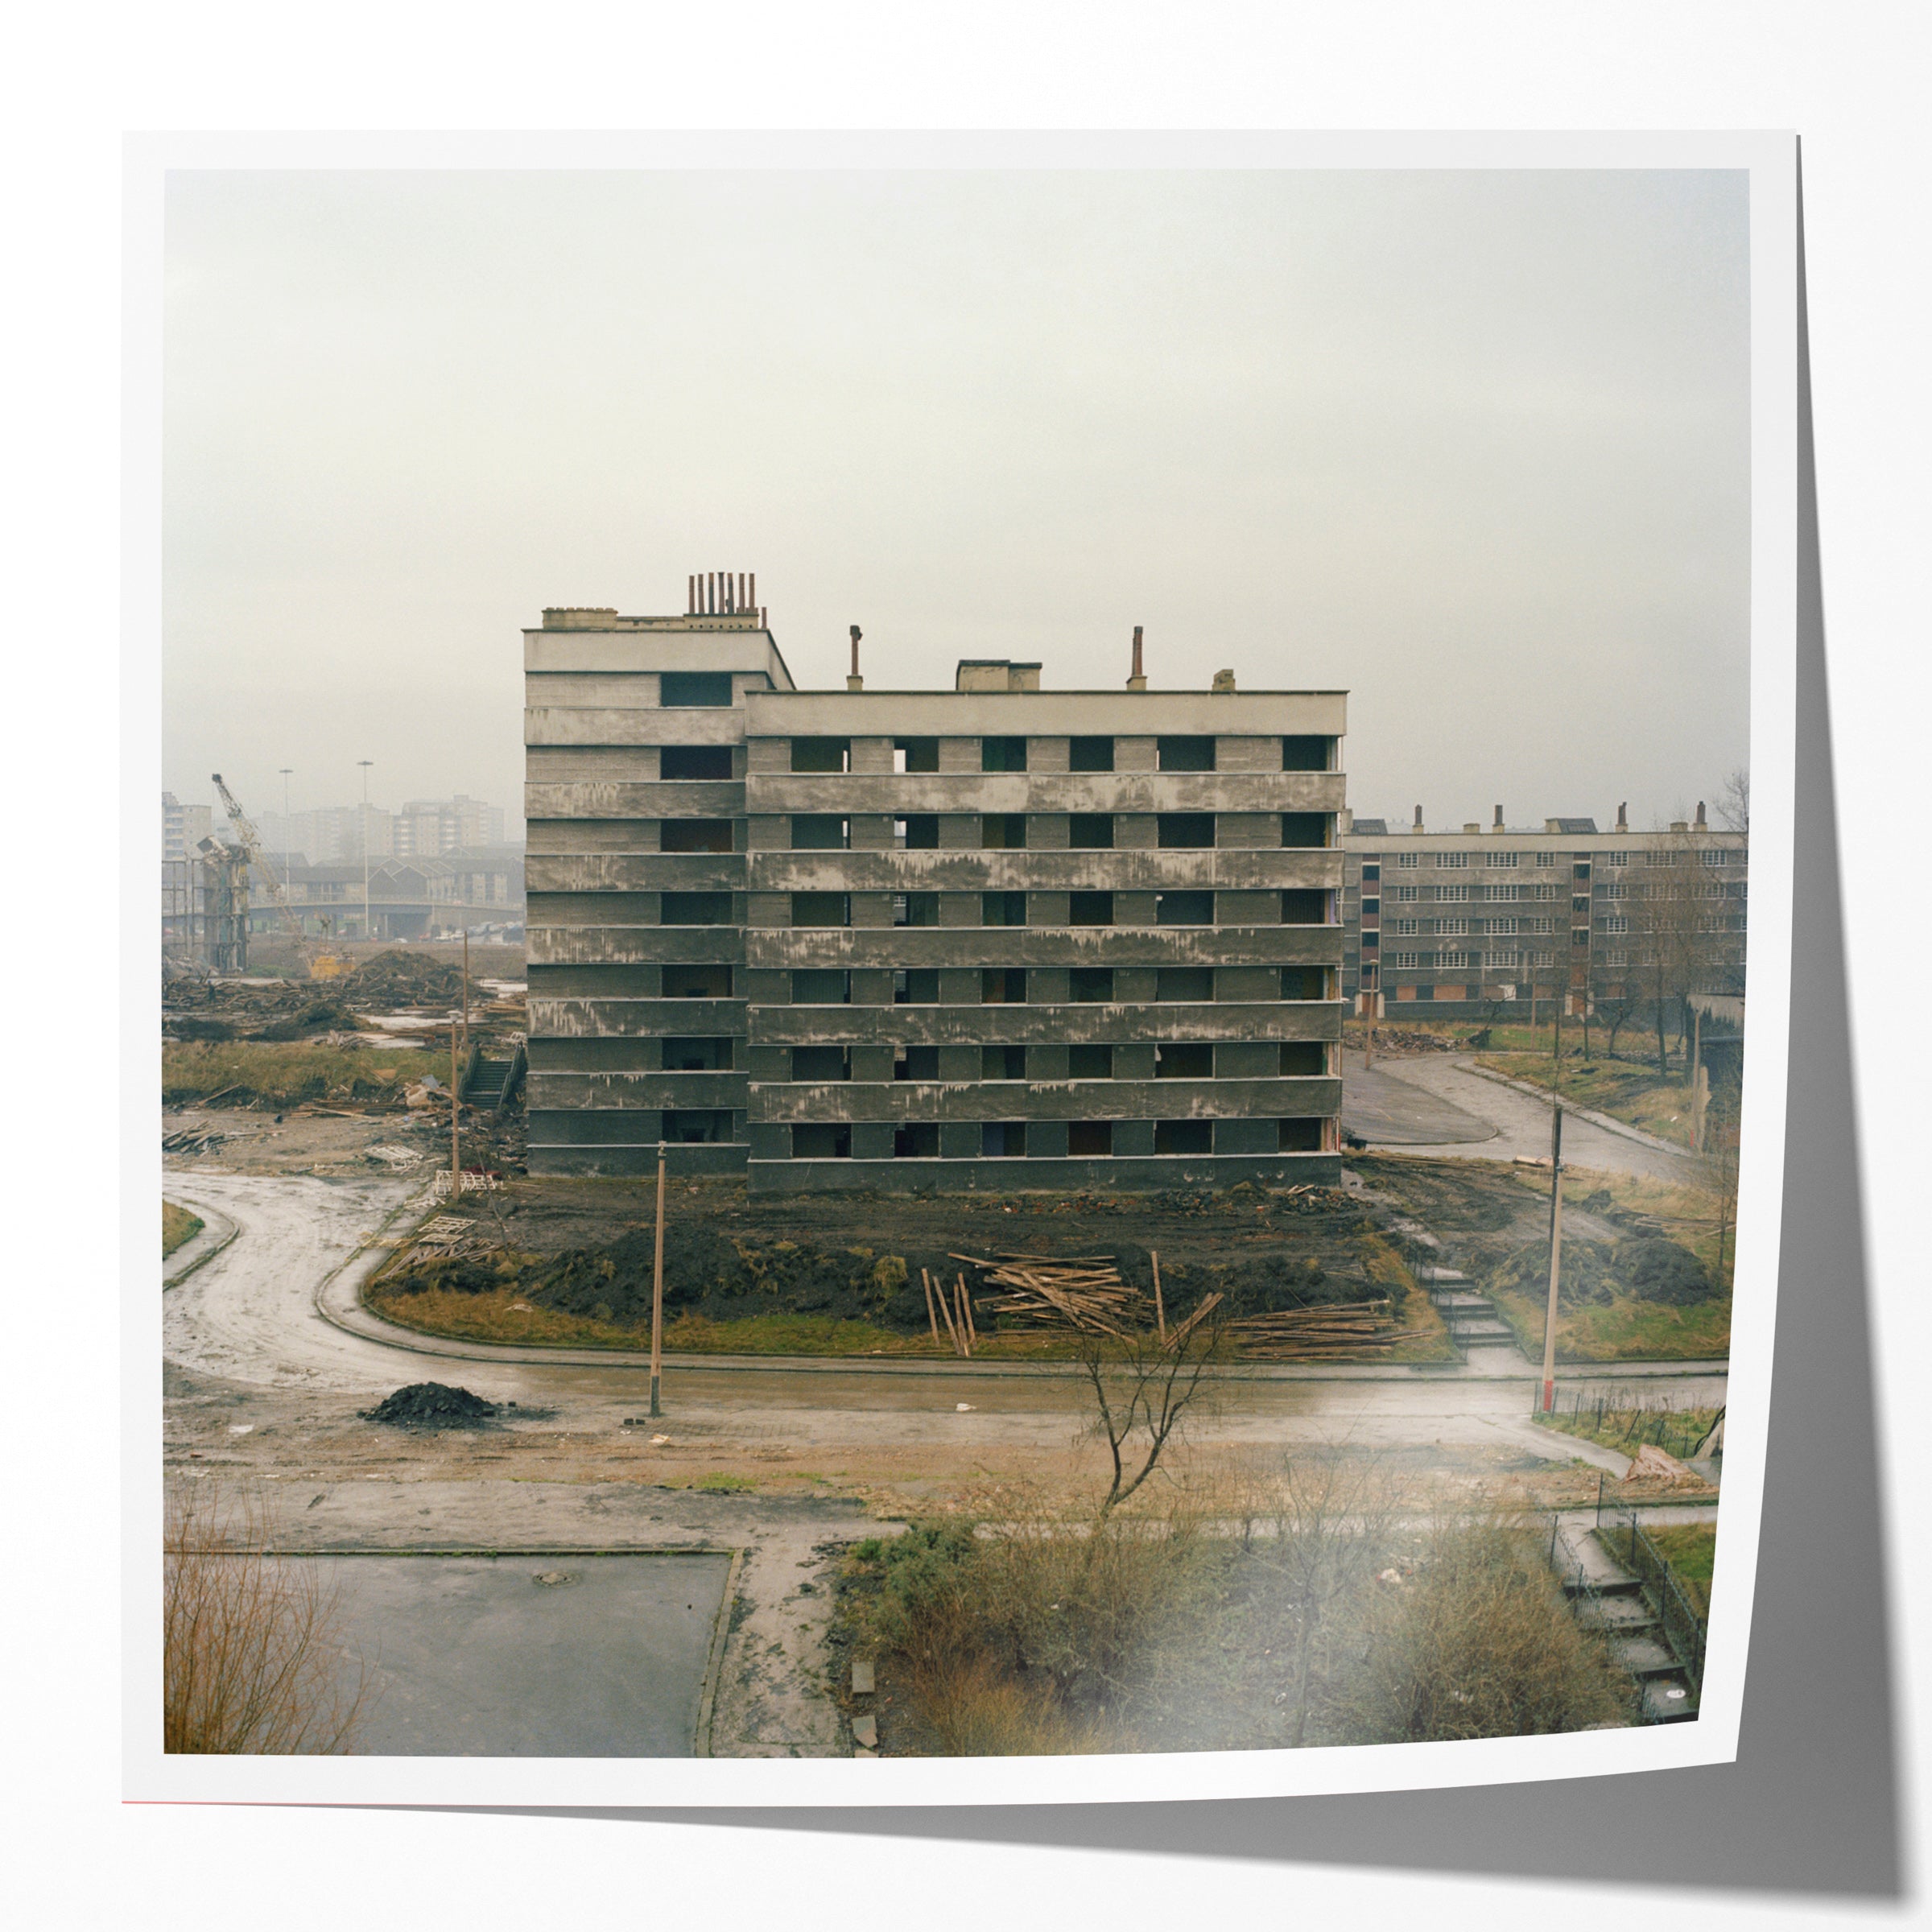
[{"x1": 687, "y1": 572, "x2": 762, "y2": 625}]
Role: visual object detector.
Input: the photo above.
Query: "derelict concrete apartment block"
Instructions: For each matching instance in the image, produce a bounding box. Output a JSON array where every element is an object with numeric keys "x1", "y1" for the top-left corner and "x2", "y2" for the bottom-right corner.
[
  {"x1": 522, "y1": 596, "x2": 795, "y2": 1174},
  {"x1": 524, "y1": 589, "x2": 1348, "y2": 1188}
]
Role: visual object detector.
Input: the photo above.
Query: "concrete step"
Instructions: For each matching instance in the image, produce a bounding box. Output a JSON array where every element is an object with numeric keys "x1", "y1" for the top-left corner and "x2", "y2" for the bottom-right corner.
[
  {"x1": 1575, "y1": 1595, "x2": 1661, "y2": 1633},
  {"x1": 1612, "y1": 1633, "x2": 1684, "y2": 1678},
  {"x1": 1643, "y1": 1676, "x2": 1699, "y2": 1723}
]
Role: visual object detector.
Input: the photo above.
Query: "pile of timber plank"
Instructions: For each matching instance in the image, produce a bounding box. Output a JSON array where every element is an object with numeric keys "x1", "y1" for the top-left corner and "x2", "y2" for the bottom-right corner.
[
  {"x1": 1224, "y1": 1298, "x2": 1418, "y2": 1359},
  {"x1": 950, "y1": 1252, "x2": 1146, "y2": 1336}
]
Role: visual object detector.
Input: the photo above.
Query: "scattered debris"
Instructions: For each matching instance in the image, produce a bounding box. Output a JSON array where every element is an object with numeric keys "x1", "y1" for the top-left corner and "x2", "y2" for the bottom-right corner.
[
  {"x1": 531, "y1": 1571, "x2": 577, "y2": 1587},
  {"x1": 1624, "y1": 1443, "x2": 1703, "y2": 1488},
  {"x1": 361, "y1": 1382, "x2": 497, "y2": 1430}
]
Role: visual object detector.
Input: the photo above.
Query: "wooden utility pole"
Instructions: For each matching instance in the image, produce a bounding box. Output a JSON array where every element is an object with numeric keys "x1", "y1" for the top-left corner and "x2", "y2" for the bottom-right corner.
[
  {"x1": 448, "y1": 1005, "x2": 460, "y2": 1195},
  {"x1": 1151, "y1": 1249, "x2": 1166, "y2": 1341},
  {"x1": 1363, "y1": 985, "x2": 1376, "y2": 1069},
  {"x1": 1540, "y1": 1103, "x2": 1565, "y2": 1413},
  {"x1": 650, "y1": 1141, "x2": 667, "y2": 1417}
]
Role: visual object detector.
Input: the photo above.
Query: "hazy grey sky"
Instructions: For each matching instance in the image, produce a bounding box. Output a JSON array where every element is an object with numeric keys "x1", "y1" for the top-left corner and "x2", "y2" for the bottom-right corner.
[{"x1": 163, "y1": 167, "x2": 1749, "y2": 836}]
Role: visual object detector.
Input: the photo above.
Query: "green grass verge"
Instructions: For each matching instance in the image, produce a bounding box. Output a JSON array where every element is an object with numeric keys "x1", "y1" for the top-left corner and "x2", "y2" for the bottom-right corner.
[
  {"x1": 1489, "y1": 1282, "x2": 1732, "y2": 1363},
  {"x1": 1475, "y1": 1052, "x2": 1708, "y2": 1149},
  {"x1": 1532, "y1": 1403, "x2": 1721, "y2": 1461},
  {"x1": 163, "y1": 1039, "x2": 446, "y2": 1107},
  {"x1": 162, "y1": 1200, "x2": 204, "y2": 1259},
  {"x1": 1641, "y1": 1524, "x2": 1716, "y2": 1618}
]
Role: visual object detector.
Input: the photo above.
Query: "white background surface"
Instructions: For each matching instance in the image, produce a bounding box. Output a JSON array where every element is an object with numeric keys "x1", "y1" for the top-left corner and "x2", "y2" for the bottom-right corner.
[{"x1": 10, "y1": 2, "x2": 1926, "y2": 1924}]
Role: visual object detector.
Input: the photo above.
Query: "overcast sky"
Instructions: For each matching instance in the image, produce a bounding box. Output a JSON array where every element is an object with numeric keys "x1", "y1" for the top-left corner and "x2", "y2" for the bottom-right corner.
[{"x1": 163, "y1": 167, "x2": 1749, "y2": 838}]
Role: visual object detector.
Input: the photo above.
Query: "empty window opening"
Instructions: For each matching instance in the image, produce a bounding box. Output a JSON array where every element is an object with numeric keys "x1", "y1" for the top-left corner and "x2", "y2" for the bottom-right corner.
[
  {"x1": 1068, "y1": 813, "x2": 1115, "y2": 850},
  {"x1": 791, "y1": 1122, "x2": 851, "y2": 1159},
  {"x1": 983, "y1": 1044, "x2": 1028, "y2": 1080},
  {"x1": 982, "y1": 813, "x2": 1028, "y2": 849},
  {"x1": 1067, "y1": 1121, "x2": 1113, "y2": 1158},
  {"x1": 1155, "y1": 967, "x2": 1214, "y2": 1003},
  {"x1": 791, "y1": 968, "x2": 851, "y2": 1005},
  {"x1": 1068, "y1": 891, "x2": 1115, "y2": 927},
  {"x1": 981, "y1": 736, "x2": 1028, "y2": 773},
  {"x1": 791, "y1": 737, "x2": 851, "y2": 774},
  {"x1": 982, "y1": 891, "x2": 1027, "y2": 927},
  {"x1": 1068, "y1": 968, "x2": 1115, "y2": 1004},
  {"x1": 790, "y1": 1045, "x2": 850, "y2": 1082},
  {"x1": 1154, "y1": 1118, "x2": 1213, "y2": 1154},
  {"x1": 981, "y1": 968, "x2": 1028, "y2": 1004},
  {"x1": 897, "y1": 814, "x2": 939, "y2": 849},
  {"x1": 894, "y1": 1123, "x2": 940, "y2": 1158},
  {"x1": 659, "y1": 891, "x2": 732, "y2": 925},
  {"x1": 663, "y1": 1036, "x2": 732, "y2": 1071},
  {"x1": 791, "y1": 892, "x2": 850, "y2": 928},
  {"x1": 791, "y1": 814, "x2": 849, "y2": 849},
  {"x1": 894, "y1": 969, "x2": 940, "y2": 1005},
  {"x1": 1282, "y1": 889, "x2": 1330, "y2": 925},
  {"x1": 895, "y1": 1045, "x2": 941, "y2": 1081},
  {"x1": 1067, "y1": 1043, "x2": 1114, "y2": 1080},
  {"x1": 982, "y1": 1121, "x2": 1027, "y2": 1158},
  {"x1": 1157, "y1": 812, "x2": 1215, "y2": 848},
  {"x1": 663, "y1": 1109, "x2": 730, "y2": 1144},
  {"x1": 659, "y1": 745, "x2": 733, "y2": 780},
  {"x1": 1155, "y1": 1042, "x2": 1214, "y2": 1080},
  {"x1": 664, "y1": 964, "x2": 732, "y2": 999},
  {"x1": 893, "y1": 891, "x2": 939, "y2": 927},
  {"x1": 661, "y1": 818, "x2": 734, "y2": 853},
  {"x1": 894, "y1": 737, "x2": 939, "y2": 774},
  {"x1": 1282, "y1": 812, "x2": 1332, "y2": 848},
  {"x1": 1281, "y1": 966, "x2": 1328, "y2": 1001},
  {"x1": 1277, "y1": 1117, "x2": 1323, "y2": 1153},
  {"x1": 1158, "y1": 736, "x2": 1216, "y2": 773},
  {"x1": 1279, "y1": 1040, "x2": 1326, "y2": 1077},
  {"x1": 1156, "y1": 890, "x2": 1214, "y2": 926},
  {"x1": 1281, "y1": 735, "x2": 1333, "y2": 772},
  {"x1": 1069, "y1": 737, "x2": 1115, "y2": 773},
  {"x1": 660, "y1": 672, "x2": 734, "y2": 708}
]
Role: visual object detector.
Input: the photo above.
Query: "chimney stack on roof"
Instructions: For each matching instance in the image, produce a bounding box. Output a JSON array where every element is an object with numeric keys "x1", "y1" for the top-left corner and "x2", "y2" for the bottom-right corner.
[
  {"x1": 1616, "y1": 802, "x2": 1628, "y2": 832},
  {"x1": 1212, "y1": 668, "x2": 1237, "y2": 694},
  {"x1": 1492, "y1": 804, "x2": 1504, "y2": 832},
  {"x1": 848, "y1": 625, "x2": 863, "y2": 692},
  {"x1": 1412, "y1": 805, "x2": 1423, "y2": 832},
  {"x1": 1127, "y1": 625, "x2": 1147, "y2": 691},
  {"x1": 1695, "y1": 800, "x2": 1707, "y2": 830}
]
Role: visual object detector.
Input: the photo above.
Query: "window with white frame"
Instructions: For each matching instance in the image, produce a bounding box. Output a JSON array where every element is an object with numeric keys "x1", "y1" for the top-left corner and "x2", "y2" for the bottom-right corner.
[
  {"x1": 1600, "y1": 915, "x2": 1630, "y2": 935},
  {"x1": 1396, "y1": 852, "x2": 1419, "y2": 869},
  {"x1": 1529, "y1": 949, "x2": 1555, "y2": 968},
  {"x1": 1484, "y1": 950, "x2": 1520, "y2": 968},
  {"x1": 1484, "y1": 918, "x2": 1519, "y2": 936},
  {"x1": 1436, "y1": 951, "x2": 1471, "y2": 969},
  {"x1": 1435, "y1": 884, "x2": 1469, "y2": 902},
  {"x1": 1433, "y1": 919, "x2": 1468, "y2": 936},
  {"x1": 1483, "y1": 883, "x2": 1521, "y2": 902},
  {"x1": 1605, "y1": 850, "x2": 1629, "y2": 867},
  {"x1": 1536, "y1": 852, "x2": 1556, "y2": 867},
  {"x1": 1392, "y1": 884, "x2": 1418, "y2": 902},
  {"x1": 1531, "y1": 882, "x2": 1558, "y2": 900},
  {"x1": 1390, "y1": 952, "x2": 1422, "y2": 969},
  {"x1": 1602, "y1": 951, "x2": 1629, "y2": 967},
  {"x1": 1701, "y1": 848, "x2": 1730, "y2": 867},
  {"x1": 1527, "y1": 916, "x2": 1554, "y2": 934},
  {"x1": 1393, "y1": 918, "x2": 1418, "y2": 935},
  {"x1": 1436, "y1": 852, "x2": 1469, "y2": 869},
  {"x1": 1492, "y1": 852, "x2": 1521, "y2": 868}
]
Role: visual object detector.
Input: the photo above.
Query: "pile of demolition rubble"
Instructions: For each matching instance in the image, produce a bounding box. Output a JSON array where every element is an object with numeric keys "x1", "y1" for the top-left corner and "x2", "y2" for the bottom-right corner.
[{"x1": 361, "y1": 1381, "x2": 501, "y2": 1430}]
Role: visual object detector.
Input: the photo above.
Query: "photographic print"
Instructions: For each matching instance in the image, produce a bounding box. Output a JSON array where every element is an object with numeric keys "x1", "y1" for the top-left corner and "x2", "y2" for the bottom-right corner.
[{"x1": 134, "y1": 133, "x2": 1796, "y2": 1803}]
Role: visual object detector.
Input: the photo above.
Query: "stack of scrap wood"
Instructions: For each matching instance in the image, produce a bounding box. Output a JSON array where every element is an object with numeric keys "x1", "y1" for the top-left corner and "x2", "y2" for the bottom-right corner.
[
  {"x1": 1225, "y1": 1298, "x2": 1417, "y2": 1359},
  {"x1": 410, "y1": 1214, "x2": 496, "y2": 1259},
  {"x1": 949, "y1": 1252, "x2": 1147, "y2": 1335}
]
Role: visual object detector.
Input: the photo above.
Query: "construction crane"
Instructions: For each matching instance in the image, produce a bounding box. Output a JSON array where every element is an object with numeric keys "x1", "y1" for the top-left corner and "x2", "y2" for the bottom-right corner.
[{"x1": 211, "y1": 773, "x2": 349, "y2": 976}]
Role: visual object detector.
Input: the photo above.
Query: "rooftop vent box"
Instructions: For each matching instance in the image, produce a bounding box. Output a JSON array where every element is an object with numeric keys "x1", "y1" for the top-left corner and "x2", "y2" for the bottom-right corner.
[{"x1": 956, "y1": 659, "x2": 1042, "y2": 693}]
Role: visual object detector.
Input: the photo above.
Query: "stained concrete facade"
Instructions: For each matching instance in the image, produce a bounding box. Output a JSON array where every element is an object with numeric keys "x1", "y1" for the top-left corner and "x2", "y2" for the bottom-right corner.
[{"x1": 525, "y1": 601, "x2": 1347, "y2": 1189}]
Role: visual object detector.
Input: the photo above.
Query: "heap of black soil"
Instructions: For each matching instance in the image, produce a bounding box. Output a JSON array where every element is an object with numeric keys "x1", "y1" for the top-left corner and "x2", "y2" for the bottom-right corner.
[
  {"x1": 362, "y1": 1381, "x2": 498, "y2": 1429},
  {"x1": 1488, "y1": 1236, "x2": 1715, "y2": 1307}
]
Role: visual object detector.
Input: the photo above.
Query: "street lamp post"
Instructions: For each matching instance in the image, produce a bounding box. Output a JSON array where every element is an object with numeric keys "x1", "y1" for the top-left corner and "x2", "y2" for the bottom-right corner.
[{"x1": 357, "y1": 760, "x2": 374, "y2": 942}]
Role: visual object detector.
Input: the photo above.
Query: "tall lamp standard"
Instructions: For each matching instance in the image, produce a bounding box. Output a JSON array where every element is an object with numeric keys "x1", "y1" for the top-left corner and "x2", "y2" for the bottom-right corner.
[
  {"x1": 279, "y1": 768, "x2": 293, "y2": 925},
  {"x1": 357, "y1": 760, "x2": 374, "y2": 943}
]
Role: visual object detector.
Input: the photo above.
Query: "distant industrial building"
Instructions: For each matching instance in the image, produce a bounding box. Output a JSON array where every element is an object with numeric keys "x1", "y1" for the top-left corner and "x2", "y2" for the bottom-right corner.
[
  {"x1": 1340, "y1": 805, "x2": 1747, "y2": 1022},
  {"x1": 524, "y1": 579, "x2": 1348, "y2": 1188}
]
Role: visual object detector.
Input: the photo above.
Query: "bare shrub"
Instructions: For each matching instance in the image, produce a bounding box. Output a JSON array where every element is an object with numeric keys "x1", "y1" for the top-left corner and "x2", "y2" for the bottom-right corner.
[
  {"x1": 1076, "y1": 1311, "x2": 1226, "y2": 1517},
  {"x1": 1340, "y1": 1512, "x2": 1631, "y2": 1741},
  {"x1": 908, "y1": 1653, "x2": 1120, "y2": 1757},
  {"x1": 164, "y1": 1480, "x2": 371, "y2": 1754}
]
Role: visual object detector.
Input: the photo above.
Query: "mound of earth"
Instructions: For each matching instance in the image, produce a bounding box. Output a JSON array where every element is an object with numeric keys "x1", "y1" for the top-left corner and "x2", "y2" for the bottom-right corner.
[
  {"x1": 1488, "y1": 1235, "x2": 1714, "y2": 1307},
  {"x1": 362, "y1": 1381, "x2": 498, "y2": 1428}
]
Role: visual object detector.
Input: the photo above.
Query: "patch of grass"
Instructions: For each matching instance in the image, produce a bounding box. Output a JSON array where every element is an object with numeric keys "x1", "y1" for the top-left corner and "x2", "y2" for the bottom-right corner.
[
  {"x1": 163, "y1": 1039, "x2": 444, "y2": 1108},
  {"x1": 696, "y1": 1473, "x2": 755, "y2": 1494},
  {"x1": 1477, "y1": 1052, "x2": 1706, "y2": 1149},
  {"x1": 1360, "y1": 1232, "x2": 1459, "y2": 1362},
  {"x1": 163, "y1": 1200, "x2": 204, "y2": 1258},
  {"x1": 1489, "y1": 1281, "x2": 1731, "y2": 1363},
  {"x1": 1533, "y1": 1400, "x2": 1721, "y2": 1461},
  {"x1": 1641, "y1": 1524, "x2": 1716, "y2": 1617}
]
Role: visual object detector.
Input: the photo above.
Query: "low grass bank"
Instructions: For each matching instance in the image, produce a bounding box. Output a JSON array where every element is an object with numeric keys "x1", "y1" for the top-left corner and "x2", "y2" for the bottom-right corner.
[
  {"x1": 163, "y1": 1200, "x2": 204, "y2": 1258},
  {"x1": 1641, "y1": 1523, "x2": 1717, "y2": 1619},
  {"x1": 163, "y1": 1039, "x2": 445, "y2": 1108},
  {"x1": 1476, "y1": 1052, "x2": 1704, "y2": 1149},
  {"x1": 1489, "y1": 1282, "x2": 1731, "y2": 1363},
  {"x1": 1533, "y1": 1398, "x2": 1722, "y2": 1463}
]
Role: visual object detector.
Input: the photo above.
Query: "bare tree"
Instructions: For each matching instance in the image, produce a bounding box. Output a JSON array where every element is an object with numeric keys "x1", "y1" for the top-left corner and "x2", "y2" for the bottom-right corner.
[
  {"x1": 1636, "y1": 819, "x2": 1731, "y2": 1080},
  {"x1": 1717, "y1": 766, "x2": 1750, "y2": 835},
  {"x1": 1077, "y1": 1305, "x2": 1226, "y2": 1518}
]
